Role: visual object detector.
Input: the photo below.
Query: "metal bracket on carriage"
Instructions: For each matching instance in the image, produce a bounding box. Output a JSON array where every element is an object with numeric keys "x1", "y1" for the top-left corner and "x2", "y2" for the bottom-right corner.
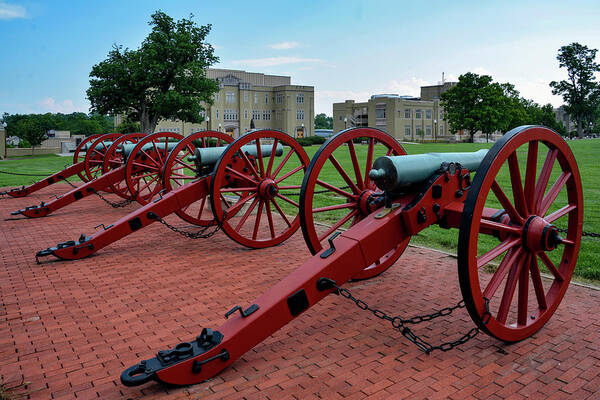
[
  {"x1": 121, "y1": 328, "x2": 226, "y2": 387},
  {"x1": 3, "y1": 186, "x2": 28, "y2": 198},
  {"x1": 11, "y1": 202, "x2": 50, "y2": 217},
  {"x1": 35, "y1": 235, "x2": 94, "y2": 263}
]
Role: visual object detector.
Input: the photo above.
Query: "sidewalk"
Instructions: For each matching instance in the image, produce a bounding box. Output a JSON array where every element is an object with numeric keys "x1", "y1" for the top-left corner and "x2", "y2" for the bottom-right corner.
[{"x1": 1, "y1": 184, "x2": 599, "y2": 399}]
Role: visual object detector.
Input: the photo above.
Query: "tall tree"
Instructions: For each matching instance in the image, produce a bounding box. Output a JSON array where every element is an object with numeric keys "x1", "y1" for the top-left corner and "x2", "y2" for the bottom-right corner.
[
  {"x1": 441, "y1": 72, "x2": 512, "y2": 142},
  {"x1": 15, "y1": 119, "x2": 46, "y2": 155},
  {"x1": 87, "y1": 11, "x2": 219, "y2": 134},
  {"x1": 314, "y1": 113, "x2": 333, "y2": 129},
  {"x1": 550, "y1": 42, "x2": 600, "y2": 138}
]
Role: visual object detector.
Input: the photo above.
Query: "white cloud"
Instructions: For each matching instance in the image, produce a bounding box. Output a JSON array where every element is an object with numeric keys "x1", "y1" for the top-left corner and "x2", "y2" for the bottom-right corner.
[
  {"x1": 268, "y1": 41, "x2": 300, "y2": 50},
  {"x1": 231, "y1": 56, "x2": 321, "y2": 67},
  {"x1": 0, "y1": 2, "x2": 26, "y2": 20},
  {"x1": 38, "y1": 97, "x2": 84, "y2": 113}
]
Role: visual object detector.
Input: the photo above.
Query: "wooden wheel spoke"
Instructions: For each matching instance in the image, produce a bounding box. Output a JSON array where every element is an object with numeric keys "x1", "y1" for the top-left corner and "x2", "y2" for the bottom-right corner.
[
  {"x1": 508, "y1": 152, "x2": 528, "y2": 216},
  {"x1": 347, "y1": 141, "x2": 364, "y2": 191},
  {"x1": 152, "y1": 141, "x2": 164, "y2": 165},
  {"x1": 265, "y1": 139, "x2": 279, "y2": 177},
  {"x1": 252, "y1": 200, "x2": 264, "y2": 240},
  {"x1": 270, "y1": 198, "x2": 291, "y2": 227},
  {"x1": 140, "y1": 149, "x2": 161, "y2": 168},
  {"x1": 538, "y1": 251, "x2": 564, "y2": 282},
  {"x1": 275, "y1": 165, "x2": 304, "y2": 184},
  {"x1": 234, "y1": 197, "x2": 260, "y2": 231},
  {"x1": 272, "y1": 148, "x2": 296, "y2": 179},
  {"x1": 545, "y1": 204, "x2": 576, "y2": 223},
  {"x1": 225, "y1": 166, "x2": 258, "y2": 185},
  {"x1": 265, "y1": 200, "x2": 276, "y2": 239},
  {"x1": 328, "y1": 154, "x2": 360, "y2": 194},
  {"x1": 220, "y1": 193, "x2": 233, "y2": 208},
  {"x1": 524, "y1": 141, "x2": 538, "y2": 213},
  {"x1": 138, "y1": 174, "x2": 159, "y2": 194},
  {"x1": 491, "y1": 180, "x2": 524, "y2": 224},
  {"x1": 534, "y1": 148, "x2": 558, "y2": 210},
  {"x1": 225, "y1": 193, "x2": 257, "y2": 218},
  {"x1": 477, "y1": 236, "x2": 521, "y2": 268},
  {"x1": 517, "y1": 253, "x2": 530, "y2": 326},
  {"x1": 318, "y1": 209, "x2": 359, "y2": 242},
  {"x1": 483, "y1": 248, "x2": 523, "y2": 299},
  {"x1": 539, "y1": 172, "x2": 571, "y2": 216},
  {"x1": 174, "y1": 158, "x2": 197, "y2": 173},
  {"x1": 196, "y1": 196, "x2": 207, "y2": 220},
  {"x1": 530, "y1": 255, "x2": 547, "y2": 310},
  {"x1": 275, "y1": 193, "x2": 299, "y2": 208},
  {"x1": 239, "y1": 150, "x2": 261, "y2": 181},
  {"x1": 478, "y1": 219, "x2": 522, "y2": 236},
  {"x1": 220, "y1": 187, "x2": 258, "y2": 193},
  {"x1": 313, "y1": 203, "x2": 356, "y2": 213},
  {"x1": 316, "y1": 179, "x2": 356, "y2": 200},
  {"x1": 255, "y1": 140, "x2": 265, "y2": 178},
  {"x1": 364, "y1": 138, "x2": 375, "y2": 187},
  {"x1": 497, "y1": 251, "x2": 528, "y2": 324}
]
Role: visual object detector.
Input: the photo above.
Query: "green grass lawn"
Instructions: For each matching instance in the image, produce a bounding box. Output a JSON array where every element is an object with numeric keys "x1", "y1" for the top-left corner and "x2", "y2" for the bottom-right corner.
[{"x1": 1, "y1": 139, "x2": 599, "y2": 282}]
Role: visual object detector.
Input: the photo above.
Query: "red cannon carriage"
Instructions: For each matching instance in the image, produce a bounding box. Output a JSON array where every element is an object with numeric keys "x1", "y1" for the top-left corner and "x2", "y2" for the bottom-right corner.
[{"x1": 119, "y1": 126, "x2": 582, "y2": 387}]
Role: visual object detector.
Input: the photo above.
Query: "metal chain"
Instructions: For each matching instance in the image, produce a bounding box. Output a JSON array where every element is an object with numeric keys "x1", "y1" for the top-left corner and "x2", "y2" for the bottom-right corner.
[
  {"x1": 557, "y1": 227, "x2": 600, "y2": 239},
  {"x1": 0, "y1": 169, "x2": 55, "y2": 176},
  {"x1": 92, "y1": 190, "x2": 136, "y2": 208},
  {"x1": 148, "y1": 211, "x2": 226, "y2": 239},
  {"x1": 321, "y1": 278, "x2": 490, "y2": 354}
]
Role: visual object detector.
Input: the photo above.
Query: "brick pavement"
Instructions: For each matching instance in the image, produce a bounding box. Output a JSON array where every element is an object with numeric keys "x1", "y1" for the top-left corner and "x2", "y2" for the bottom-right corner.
[{"x1": 0, "y1": 183, "x2": 599, "y2": 399}]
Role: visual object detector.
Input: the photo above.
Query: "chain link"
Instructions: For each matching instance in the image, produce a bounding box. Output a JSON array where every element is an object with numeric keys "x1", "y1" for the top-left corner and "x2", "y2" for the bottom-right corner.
[
  {"x1": 148, "y1": 211, "x2": 226, "y2": 239},
  {"x1": 557, "y1": 227, "x2": 600, "y2": 239},
  {"x1": 322, "y1": 278, "x2": 490, "y2": 354}
]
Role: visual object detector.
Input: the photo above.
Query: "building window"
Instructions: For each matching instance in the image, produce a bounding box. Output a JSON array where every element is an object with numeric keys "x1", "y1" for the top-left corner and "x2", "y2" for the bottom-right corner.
[
  {"x1": 215, "y1": 93, "x2": 219, "y2": 102},
  {"x1": 376, "y1": 108, "x2": 386, "y2": 119},
  {"x1": 254, "y1": 93, "x2": 258, "y2": 104},
  {"x1": 263, "y1": 110, "x2": 271, "y2": 120},
  {"x1": 276, "y1": 110, "x2": 281, "y2": 120},
  {"x1": 296, "y1": 109, "x2": 304, "y2": 120},
  {"x1": 296, "y1": 93, "x2": 304, "y2": 104},
  {"x1": 244, "y1": 92, "x2": 248, "y2": 103},
  {"x1": 224, "y1": 109, "x2": 238, "y2": 121},
  {"x1": 415, "y1": 109, "x2": 422, "y2": 119},
  {"x1": 440, "y1": 110, "x2": 444, "y2": 120},
  {"x1": 226, "y1": 92, "x2": 235, "y2": 104},
  {"x1": 276, "y1": 93, "x2": 283, "y2": 104},
  {"x1": 252, "y1": 110, "x2": 260, "y2": 120},
  {"x1": 426, "y1": 110, "x2": 432, "y2": 119},
  {"x1": 416, "y1": 126, "x2": 422, "y2": 136},
  {"x1": 339, "y1": 116, "x2": 342, "y2": 120},
  {"x1": 199, "y1": 110, "x2": 206, "y2": 118},
  {"x1": 405, "y1": 125, "x2": 411, "y2": 137},
  {"x1": 216, "y1": 109, "x2": 219, "y2": 119},
  {"x1": 244, "y1": 109, "x2": 248, "y2": 119},
  {"x1": 426, "y1": 126, "x2": 432, "y2": 136},
  {"x1": 439, "y1": 125, "x2": 445, "y2": 136},
  {"x1": 265, "y1": 94, "x2": 269, "y2": 104},
  {"x1": 404, "y1": 109, "x2": 411, "y2": 119}
]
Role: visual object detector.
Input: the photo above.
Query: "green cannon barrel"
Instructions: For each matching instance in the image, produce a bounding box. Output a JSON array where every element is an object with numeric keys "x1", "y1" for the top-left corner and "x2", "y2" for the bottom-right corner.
[
  {"x1": 368, "y1": 149, "x2": 488, "y2": 191},
  {"x1": 84, "y1": 141, "x2": 114, "y2": 152},
  {"x1": 189, "y1": 142, "x2": 284, "y2": 166},
  {"x1": 120, "y1": 142, "x2": 179, "y2": 160}
]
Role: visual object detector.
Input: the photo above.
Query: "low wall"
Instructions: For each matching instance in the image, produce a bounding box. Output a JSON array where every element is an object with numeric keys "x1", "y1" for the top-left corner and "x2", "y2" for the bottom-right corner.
[{"x1": 6, "y1": 147, "x2": 61, "y2": 157}]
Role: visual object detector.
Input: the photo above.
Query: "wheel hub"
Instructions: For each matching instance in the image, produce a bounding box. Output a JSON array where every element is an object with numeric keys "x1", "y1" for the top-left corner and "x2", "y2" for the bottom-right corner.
[
  {"x1": 357, "y1": 190, "x2": 376, "y2": 215},
  {"x1": 258, "y1": 178, "x2": 278, "y2": 200},
  {"x1": 522, "y1": 215, "x2": 562, "y2": 252}
]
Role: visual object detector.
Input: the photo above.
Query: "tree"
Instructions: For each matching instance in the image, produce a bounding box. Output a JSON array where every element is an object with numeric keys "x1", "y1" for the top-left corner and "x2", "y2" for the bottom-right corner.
[
  {"x1": 87, "y1": 11, "x2": 219, "y2": 134},
  {"x1": 441, "y1": 72, "x2": 513, "y2": 142},
  {"x1": 16, "y1": 119, "x2": 46, "y2": 155},
  {"x1": 116, "y1": 117, "x2": 141, "y2": 133},
  {"x1": 550, "y1": 42, "x2": 600, "y2": 138},
  {"x1": 314, "y1": 113, "x2": 333, "y2": 129}
]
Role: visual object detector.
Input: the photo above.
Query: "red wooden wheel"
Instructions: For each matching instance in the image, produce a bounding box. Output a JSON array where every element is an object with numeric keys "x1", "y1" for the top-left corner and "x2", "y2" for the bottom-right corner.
[
  {"x1": 83, "y1": 133, "x2": 122, "y2": 184},
  {"x1": 299, "y1": 127, "x2": 409, "y2": 280},
  {"x1": 163, "y1": 131, "x2": 234, "y2": 226},
  {"x1": 210, "y1": 130, "x2": 310, "y2": 248},
  {"x1": 124, "y1": 132, "x2": 183, "y2": 205},
  {"x1": 458, "y1": 126, "x2": 583, "y2": 342},
  {"x1": 101, "y1": 133, "x2": 145, "y2": 199},
  {"x1": 73, "y1": 134, "x2": 103, "y2": 182}
]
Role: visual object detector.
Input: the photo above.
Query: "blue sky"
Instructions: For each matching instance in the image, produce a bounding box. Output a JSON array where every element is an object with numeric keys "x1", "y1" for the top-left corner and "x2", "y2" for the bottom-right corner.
[{"x1": 1, "y1": 0, "x2": 599, "y2": 116}]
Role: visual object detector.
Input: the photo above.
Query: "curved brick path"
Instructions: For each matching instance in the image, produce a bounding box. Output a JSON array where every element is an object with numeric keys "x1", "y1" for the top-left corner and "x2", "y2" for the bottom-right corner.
[{"x1": 1, "y1": 184, "x2": 599, "y2": 400}]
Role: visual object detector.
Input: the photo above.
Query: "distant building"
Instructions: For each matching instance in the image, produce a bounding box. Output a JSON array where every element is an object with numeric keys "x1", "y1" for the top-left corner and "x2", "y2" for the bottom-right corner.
[
  {"x1": 144, "y1": 68, "x2": 315, "y2": 139},
  {"x1": 333, "y1": 82, "x2": 500, "y2": 142},
  {"x1": 314, "y1": 129, "x2": 334, "y2": 138},
  {"x1": 554, "y1": 106, "x2": 574, "y2": 134}
]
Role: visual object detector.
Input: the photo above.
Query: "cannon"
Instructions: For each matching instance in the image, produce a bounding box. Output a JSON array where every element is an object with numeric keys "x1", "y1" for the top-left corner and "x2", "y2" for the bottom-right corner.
[
  {"x1": 1, "y1": 133, "x2": 120, "y2": 198},
  {"x1": 11, "y1": 132, "x2": 181, "y2": 218},
  {"x1": 35, "y1": 129, "x2": 311, "y2": 260},
  {"x1": 120, "y1": 126, "x2": 583, "y2": 387}
]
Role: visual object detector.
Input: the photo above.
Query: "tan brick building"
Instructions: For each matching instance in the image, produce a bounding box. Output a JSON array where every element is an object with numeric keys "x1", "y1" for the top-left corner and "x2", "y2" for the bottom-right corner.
[{"x1": 153, "y1": 68, "x2": 314, "y2": 138}]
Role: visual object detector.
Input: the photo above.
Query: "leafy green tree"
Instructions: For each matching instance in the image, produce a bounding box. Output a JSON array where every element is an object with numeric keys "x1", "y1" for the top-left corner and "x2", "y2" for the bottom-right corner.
[
  {"x1": 87, "y1": 11, "x2": 219, "y2": 134},
  {"x1": 441, "y1": 72, "x2": 513, "y2": 142},
  {"x1": 314, "y1": 113, "x2": 333, "y2": 129},
  {"x1": 550, "y1": 42, "x2": 600, "y2": 137},
  {"x1": 116, "y1": 117, "x2": 142, "y2": 133},
  {"x1": 15, "y1": 118, "x2": 46, "y2": 154}
]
